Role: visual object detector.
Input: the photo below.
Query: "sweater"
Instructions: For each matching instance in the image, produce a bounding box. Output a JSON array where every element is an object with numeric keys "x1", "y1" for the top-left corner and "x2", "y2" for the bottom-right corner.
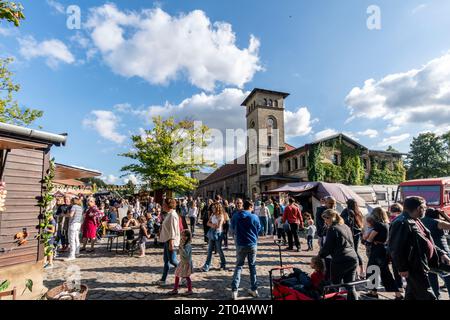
[{"x1": 231, "y1": 210, "x2": 261, "y2": 247}]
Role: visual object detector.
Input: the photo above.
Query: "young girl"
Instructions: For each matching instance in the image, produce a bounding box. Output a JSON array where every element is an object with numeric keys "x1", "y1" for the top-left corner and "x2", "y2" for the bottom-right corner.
[
  {"x1": 275, "y1": 215, "x2": 287, "y2": 244},
  {"x1": 169, "y1": 229, "x2": 193, "y2": 296},
  {"x1": 138, "y1": 216, "x2": 151, "y2": 258},
  {"x1": 362, "y1": 215, "x2": 375, "y2": 259},
  {"x1": 305, "y1": 215, "x2": 316, "y2": 251}
]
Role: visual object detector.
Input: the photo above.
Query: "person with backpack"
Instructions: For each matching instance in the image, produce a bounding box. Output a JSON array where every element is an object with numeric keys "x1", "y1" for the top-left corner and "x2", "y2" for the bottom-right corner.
[{"x1": 341, "y1": 199, "x2": 365, "y2": 279}]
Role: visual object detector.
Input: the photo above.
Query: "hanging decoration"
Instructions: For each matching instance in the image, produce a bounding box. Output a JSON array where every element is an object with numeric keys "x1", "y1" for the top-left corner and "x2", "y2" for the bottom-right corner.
[{"x1": 0, "y1": 181, "x2": 6, "y2": 212}]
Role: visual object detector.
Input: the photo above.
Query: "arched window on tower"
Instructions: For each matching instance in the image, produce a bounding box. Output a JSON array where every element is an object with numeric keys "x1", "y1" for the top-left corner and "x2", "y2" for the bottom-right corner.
[
  {"x1": 264, "y1": 98, "x2": 268, "y2": 106},
  {"x1": 274, "y1": 100, "x2": 279, "y2": 107},
  {"x1": 269, "y1": 99, "x2": 273, "y2": 107}
]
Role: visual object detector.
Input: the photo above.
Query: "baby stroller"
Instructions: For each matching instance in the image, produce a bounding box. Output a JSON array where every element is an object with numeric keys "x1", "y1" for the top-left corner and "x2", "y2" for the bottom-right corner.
[{"x1": 269, "y1": 241, "x2": 368, "y2": 301}]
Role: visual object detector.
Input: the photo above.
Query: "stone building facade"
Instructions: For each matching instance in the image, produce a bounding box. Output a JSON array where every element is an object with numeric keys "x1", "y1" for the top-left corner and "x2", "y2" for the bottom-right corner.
[{"x1": 195, "y1": 88, "x2": 404, "y2": 200}]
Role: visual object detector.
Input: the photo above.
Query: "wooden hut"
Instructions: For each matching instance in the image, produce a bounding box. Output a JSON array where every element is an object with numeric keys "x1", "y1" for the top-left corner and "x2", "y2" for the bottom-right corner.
[{"x1": 0, "y1": 122, "x2": 67, "y2": 300}]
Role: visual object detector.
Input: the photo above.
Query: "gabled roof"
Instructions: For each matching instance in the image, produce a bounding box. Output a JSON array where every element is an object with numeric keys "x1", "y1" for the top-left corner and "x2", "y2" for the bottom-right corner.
[
  {"x1": 311, "y1": 133, "x2": 368, "y2": 150},
  {"x1": 241, "y1": 88, "x2": 290, "y2": 106},
  {"x1": 284, "y1": 143, "x2": 296, "y2": 151},
  {"x1": 199, "y1": 157, "x2": 246, "y2": 187}
]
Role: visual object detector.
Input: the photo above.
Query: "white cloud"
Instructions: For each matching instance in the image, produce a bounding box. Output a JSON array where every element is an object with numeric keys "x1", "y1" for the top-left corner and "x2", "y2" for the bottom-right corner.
[
  {"x1": 85, "y1": 4, "x2": 262, "y2": 91},
  {"x1": 83, "y1": 110, "x2": 126, "y2": 144},
  {"x1": 345, "y1": 53, "x2": 450, "y2": 130},
  {"x1": 357, "y1": 129, "x2": 378, "y2": 138},
  {"x1": 0, "y1": 26, "x2": 17, "y2": 37},
  {"x1": 314, "y1": 129, "x2": 338, "y2": 141},
  {"x1": 18, "y1": 36, "x2": 75, "y2": 68},
  {"x1": 377, "y1": 133, "x2": 410, "y2": 147},
  {"x1": 114, "y1": 103, "x2": 133, "y2": 113},
  {"x1": 385, "y1": 126, "x2": 401, "y2": 134},
  {"x1": 102, "y1": 174, "x2": 119, "y2": 185},
  {"x1": 123, "y1": 174, "x2": 139, "y2": 185},
  {"x1": 47, "y1": 0, "x2": 65, "y2": 14},
  {"x1": 285, "y1": 107, "x2": 315, "y2": 137},
  {"x1": 343, "y1": 131, "x2": 359, "y2": 141},
  {"x1": 412, "y1": 4, "x2": 427, "y2": 15},
  {"x1": 135, "y1": 88, "x2": 249, "y2": 132}
]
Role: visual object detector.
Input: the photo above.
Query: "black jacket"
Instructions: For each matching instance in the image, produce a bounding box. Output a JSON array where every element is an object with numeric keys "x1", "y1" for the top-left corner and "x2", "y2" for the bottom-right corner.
[
  {"x1": 315, "y1": 206, "x2": 327, "y2": 237},
  {"x1": 389, "y1": 212, "x2": 446, "y2": 273},
  {"x1": 319, "y1": 223, "x2": 358, "y2": 264}
]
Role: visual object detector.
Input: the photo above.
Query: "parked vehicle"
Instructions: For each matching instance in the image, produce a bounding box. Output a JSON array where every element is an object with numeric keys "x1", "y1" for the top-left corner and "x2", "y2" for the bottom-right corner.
[
  {"x1": 395, "y1": 177, "x2": 450, "y2": 220},
  {"x1": 349, "y1": 185, "x2": 397, "y2": 211}
]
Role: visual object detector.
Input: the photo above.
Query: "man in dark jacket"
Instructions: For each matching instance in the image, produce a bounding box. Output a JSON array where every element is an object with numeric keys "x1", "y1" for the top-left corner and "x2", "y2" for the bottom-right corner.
[
  {"x1": 389, "y1": 196, "x2": 450, "y2": 300},
  {"x1": 316, "y1": 197, "x2": 335, "y2": 248}
]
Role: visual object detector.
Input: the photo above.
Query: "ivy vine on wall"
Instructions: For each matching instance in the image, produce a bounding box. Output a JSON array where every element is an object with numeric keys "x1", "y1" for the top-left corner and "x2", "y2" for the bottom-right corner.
[
  {"x1": 306, "y1": 136, "x2": 405, "y2": 185},
  {"x1": 37, "y1": 159, "x2": 55, "y2": 257}
]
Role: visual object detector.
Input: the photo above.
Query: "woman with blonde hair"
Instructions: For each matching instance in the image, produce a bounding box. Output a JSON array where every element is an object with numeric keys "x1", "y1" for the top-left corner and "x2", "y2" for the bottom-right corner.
[
  {"x1": 201, "y1": 202, "x2": 227, "y2": 272},
  {"x1": 319, "y1": 209, "x2": 359, "y2": 300},
  {"x1": 364, "y1": 207, "x2": 403, "y2": 299}
]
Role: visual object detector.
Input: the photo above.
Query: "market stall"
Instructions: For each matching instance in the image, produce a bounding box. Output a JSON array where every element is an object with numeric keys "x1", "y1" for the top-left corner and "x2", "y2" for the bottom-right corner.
[
  {"x1": 0, "y1": 122, "x2": 67, "y2": 300},
  {"x1": 264, "y1": 181, "x2": 367, "y2": 215}
]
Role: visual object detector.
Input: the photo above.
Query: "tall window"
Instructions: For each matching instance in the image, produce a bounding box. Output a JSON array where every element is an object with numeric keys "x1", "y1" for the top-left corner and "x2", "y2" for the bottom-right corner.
[
  {"x1": 287, "y1": 160, "x2": 291, "y2": 172},
  {"x1": 268, "y1": 135, "x2": 272, "y2": 148},
  {"x1": 269, "y1": 99, "x2": 273, "y2": 106},
  {"x1": 294, "y1": 158, "x2": 299, "y2": 170},
  {"x1": 332, "y1": 153, "x2": 339, "y2": 165},
  {"x1": 274, "y1": 100, "x2": 279, "y2": 107},
  {"x1": 264, "y1": 98, "x2": 268, "y2": 106},
  {"x1": 301, "y1": 155, "x2": 306, "y2": 168}
]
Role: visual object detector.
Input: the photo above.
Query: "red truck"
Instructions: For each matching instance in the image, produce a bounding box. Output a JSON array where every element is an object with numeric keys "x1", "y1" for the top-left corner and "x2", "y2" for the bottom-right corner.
[{"x1": 396, "y1": 177, "x2": 450, "y2": 218}]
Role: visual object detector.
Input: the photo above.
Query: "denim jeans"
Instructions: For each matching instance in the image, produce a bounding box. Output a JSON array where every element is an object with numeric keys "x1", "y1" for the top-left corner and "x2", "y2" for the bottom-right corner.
[
  {"x1": 203, "y1": 233, "x2": 226, "y2": 271},
  {"x1": 231, "y1": 245, "x2": 258, "y2": 292},
  {"x1": 259, "y1": 216, "x2": 268, "y2": 236},
  {"x1": 189, "y1": 217, "x2": 196, "y2": 235},
  {"x1": 162, "y1": 241, "x2": 179, "y2": 282},
  {"x1": 428, "y1": 272, "x2": 450, "y2": 299},
  {"x1": 268, "y1": 217, "x2": 274, "y2": 236}
]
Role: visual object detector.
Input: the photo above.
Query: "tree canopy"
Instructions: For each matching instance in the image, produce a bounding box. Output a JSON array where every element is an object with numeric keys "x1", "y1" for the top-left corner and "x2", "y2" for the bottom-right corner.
[
  {"x1": 1, "y1": 2, "x2": 42, "y2": 126},
  {"x1": 0, "y1": 58, "x2": 44, "y2": 126},
  {"x1": 120, "y1": 117, "x2": 216, "y2": 194},
  {"x1": 407, "y1": 132, "x2": 449, "y2": 179},
  {"x1": 0, "y1": 1, "x2": 25, "y2": 27}
]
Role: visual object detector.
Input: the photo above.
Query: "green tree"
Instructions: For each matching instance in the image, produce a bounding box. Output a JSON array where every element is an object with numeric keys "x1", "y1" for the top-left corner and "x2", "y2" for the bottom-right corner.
[
  {"x1": 0, "y1": 1, "x2": 25, "y2": 27},
  {"x1": 1, "y1": 3, "x2": 42, "y2": 126},
  {"x1": 120, "y1": 117, "x2": 215, "y2": 194},
  {"x1": 407, "y1": 132, "x2": 447, "y2": 179},
  {"x1": 441, "y1": 131, "x2": 450, "y2": 175},
  {"x1": 0, "y1": 58, "x2": 43, "y2": 126},
  {"x1": 386, "y1": 145, "x2": 399, "y2": 153}
]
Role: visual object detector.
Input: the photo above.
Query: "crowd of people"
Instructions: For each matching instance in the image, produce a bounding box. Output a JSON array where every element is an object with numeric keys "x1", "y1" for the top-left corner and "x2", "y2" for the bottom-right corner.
[{"x1": 44, "y1": 191, "x2": 450, "y2": 300}]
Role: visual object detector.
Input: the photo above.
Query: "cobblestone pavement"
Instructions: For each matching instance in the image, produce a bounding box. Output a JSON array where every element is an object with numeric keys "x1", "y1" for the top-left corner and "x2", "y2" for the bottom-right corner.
[{"x1": 44, "y1": 224, "x2": 448, "y2": 300}]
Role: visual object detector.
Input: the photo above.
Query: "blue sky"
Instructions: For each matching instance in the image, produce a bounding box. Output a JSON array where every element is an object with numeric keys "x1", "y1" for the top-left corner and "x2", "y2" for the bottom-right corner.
[{"x1": 1, "y1": 0, "x2": 449, "y2": 184}]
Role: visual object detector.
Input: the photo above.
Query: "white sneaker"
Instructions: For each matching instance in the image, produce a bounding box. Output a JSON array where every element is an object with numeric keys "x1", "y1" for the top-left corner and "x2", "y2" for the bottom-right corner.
[
  {"x1": 232, "y1": 291, "x2": 238, "y2": 300},
  {"x1": 248, "y1": 289, "x2": 259, "y2": 298}
]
